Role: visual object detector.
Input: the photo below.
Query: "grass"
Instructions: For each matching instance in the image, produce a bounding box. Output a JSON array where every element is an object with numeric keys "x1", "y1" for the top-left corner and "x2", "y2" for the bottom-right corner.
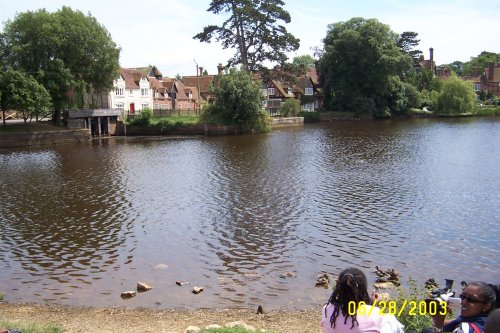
[
  {"x1": 474, "y1": 105, "x2": 500, "y2": 116},
  {"x1": 0, "y1": 320, "x2": 62, "y2": 333},
  {"x1": 0, "y1": 121, "x2": 68, "y2": 133},
  {"x1": 150, "y1": 115, "x2": 199, "y2": 125}
]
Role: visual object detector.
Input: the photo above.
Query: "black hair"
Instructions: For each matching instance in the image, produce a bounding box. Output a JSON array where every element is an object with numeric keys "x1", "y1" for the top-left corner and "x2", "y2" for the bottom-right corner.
[
  {"x1": 325, "y1": 267, "x2": 372, "y2": 329},
  {"x1": 467, "y1": 282, "x2": 497, "y2": 311}
]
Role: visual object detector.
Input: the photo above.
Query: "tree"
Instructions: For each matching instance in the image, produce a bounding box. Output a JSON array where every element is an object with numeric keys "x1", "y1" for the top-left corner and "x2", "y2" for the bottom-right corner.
[
  {"x1": 436, "y1": 73, "x2": 476, "y2": 115},
  {"x1": 194, "y1": 0, "x2": 300, "y2": 72},
  {"x1": 462, "y1": 51, "x2": 500, "y2": 76},
  {"x1": 0, "y1": 7, "x2": 119, "y2": 122},
  {"x1": 201, "y1": 67, "x2": 268, "y2": 132},
  {"x1": 292, "y1": 55, "x2": 316, "y2": 68},
  {"x1": 319, "y1": 17, "x2": 412, "y2": 117},
  {"x1": 397, "y1": 31, "x2": 423, "y2": 67},
  {"x1": 280, "y1": 98, "x2": 300, "y2": 117},
  {"x1": 447, "y1": 61, "x2": 464, "y2": 76},
  {"x1": 0, "y1": 68, "x2": 52, "y2": 128}
]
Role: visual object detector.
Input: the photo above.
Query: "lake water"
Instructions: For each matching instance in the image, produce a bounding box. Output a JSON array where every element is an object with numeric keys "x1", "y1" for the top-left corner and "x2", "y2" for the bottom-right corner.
[{"x1": 0, "y1": 117, "x2": 498, "y2": 310}]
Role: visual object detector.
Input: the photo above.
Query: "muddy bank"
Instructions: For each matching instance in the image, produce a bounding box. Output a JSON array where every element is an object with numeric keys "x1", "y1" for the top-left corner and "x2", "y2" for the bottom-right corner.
[{"x1": 0, "y1": 303, "x2": 322, "y2": 333}]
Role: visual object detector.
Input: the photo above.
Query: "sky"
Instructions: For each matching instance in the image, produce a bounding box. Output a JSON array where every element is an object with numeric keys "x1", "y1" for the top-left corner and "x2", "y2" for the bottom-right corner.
[{"x1": 1, "y1": 0, "x2": 499, "y2": 78}]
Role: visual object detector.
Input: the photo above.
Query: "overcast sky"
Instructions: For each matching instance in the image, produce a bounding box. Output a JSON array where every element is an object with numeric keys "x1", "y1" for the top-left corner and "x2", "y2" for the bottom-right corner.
[{"x1": 1, "y1": 0, "x2": 499, "y2": 78}]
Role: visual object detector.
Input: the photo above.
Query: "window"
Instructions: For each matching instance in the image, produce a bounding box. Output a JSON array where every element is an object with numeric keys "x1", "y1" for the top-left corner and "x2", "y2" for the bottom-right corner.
[
  {"x1": 141, "y1": 88, "x2": 149, "y2": 96},
  {"x1": 288, "y1": 87, "x2": 293, "y2": 95},
  {"x1": 129, "y1": 89, "x2": 134, "y2": 95},
  {"x1": 141, "y1": 103, "x2": 149, "y2": 110},
  {"x1": 115, "y1": 87, "x2": 124, "y2": 96},
  {"x1": 473, "y1": 84, "x2": 481, "y2": 92},
  {"x1": 305, "y1": 87, "x2": 313, "y2": 95},
  {"x1": 116, "y1": 102, "x2": 124, "y2": 108},
  {"x1": 267, "y1": 88, "x2": 275, "y2": 96}
]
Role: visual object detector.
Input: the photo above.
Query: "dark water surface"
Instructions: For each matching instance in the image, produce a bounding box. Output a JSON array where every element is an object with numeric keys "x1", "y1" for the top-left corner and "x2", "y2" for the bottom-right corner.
[{"x1": 0, "y1": 118, "x2": 498, "y2": 310}]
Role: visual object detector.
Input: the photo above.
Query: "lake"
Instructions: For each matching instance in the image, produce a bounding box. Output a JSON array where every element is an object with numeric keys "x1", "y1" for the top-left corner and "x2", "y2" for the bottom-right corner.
[{"x1": 0, "y1": 117, "x2": 498, "y2": 310}]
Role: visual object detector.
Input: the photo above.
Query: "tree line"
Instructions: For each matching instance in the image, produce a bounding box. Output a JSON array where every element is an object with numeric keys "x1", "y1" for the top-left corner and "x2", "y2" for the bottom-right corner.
[{"x1": 1, "y1": 2, "x2": 497, "y2": 130}]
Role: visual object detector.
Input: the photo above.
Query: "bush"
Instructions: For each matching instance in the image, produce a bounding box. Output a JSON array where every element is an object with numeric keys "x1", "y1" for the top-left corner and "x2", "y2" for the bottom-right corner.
[
  {"x1": 128, "y1": 107, "x2": 152, "y2": 126},
  {"x1": 298, "y1": 111, "x2": 320, "y2": 122},
  {"x1": 394, "y1": 278, "x2": 434, "y2": 332},
  {"x1": 280, "y1": 98, "x2": 301, "y2": 117},
  {"x1": 436, "y1": 74, "x2": 476, "y2": 114}
]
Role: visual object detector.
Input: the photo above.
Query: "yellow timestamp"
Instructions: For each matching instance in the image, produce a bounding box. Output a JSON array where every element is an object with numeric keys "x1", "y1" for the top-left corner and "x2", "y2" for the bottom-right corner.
[{"x1": 348, "y1": 300, "x2": 448, "y2": 316}]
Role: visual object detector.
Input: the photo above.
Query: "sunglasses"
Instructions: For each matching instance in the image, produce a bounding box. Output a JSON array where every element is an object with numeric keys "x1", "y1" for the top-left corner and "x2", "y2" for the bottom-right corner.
[{"x1": 459, "y1": 293, "x2": 487, "y2": 304}]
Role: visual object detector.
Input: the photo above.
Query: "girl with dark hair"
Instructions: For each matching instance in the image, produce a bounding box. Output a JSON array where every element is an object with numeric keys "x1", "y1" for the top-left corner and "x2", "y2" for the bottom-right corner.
[
  {"x1": 320, "y1": 267, "x2": 404, "y2": 333},
  {"x1": 431, "y1": 282, "x2": 497, "y2": 333}
]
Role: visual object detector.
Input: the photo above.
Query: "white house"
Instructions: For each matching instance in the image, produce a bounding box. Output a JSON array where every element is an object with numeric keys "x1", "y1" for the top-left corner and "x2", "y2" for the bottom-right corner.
[{"x1": 109, "y1": 68, "x2": 153, "y2": 114}]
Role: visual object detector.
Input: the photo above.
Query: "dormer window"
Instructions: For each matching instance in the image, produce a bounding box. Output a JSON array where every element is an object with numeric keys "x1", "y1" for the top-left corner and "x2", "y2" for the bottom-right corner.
[
  {"x1": 288, "y1": 87, "x2": 293, "y2": 95},
  {"x1": 268, "y1": 88, "x2": 275, "y2": 96},
  {"x1": 115, "y1": 87, "x2": 124, "y2": 96},
  {"x1": 305, "y1": 87, "x2": 313, "y2": 95}
]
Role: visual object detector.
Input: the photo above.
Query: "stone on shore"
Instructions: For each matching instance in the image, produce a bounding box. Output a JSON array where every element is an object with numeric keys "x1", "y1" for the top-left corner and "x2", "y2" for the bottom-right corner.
[
  {"x1": 192, "y1": 287, "x2": 204, "y2": 294},
  {"x1": 137, "y1": 282, "x2": 152, "y2": 292},
  {"x1": 205, "y1": 324, "x2": 222, "y2": 329},
  {"x1": 373, "y1": 282, "x2": 395, "y2": 289},
  {"x1": 120, "y1": 290, "x2": 137, "y2": 298},
  {"x1": 185, "y1": 326, "x2": 201, "y2": 333}
]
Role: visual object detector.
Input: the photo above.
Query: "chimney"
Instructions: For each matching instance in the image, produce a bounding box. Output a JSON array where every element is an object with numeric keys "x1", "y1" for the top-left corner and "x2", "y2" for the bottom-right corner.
[
  {"x1": 217, "y1": 63, "x2": 224, "y2": 75},
  {"x1": 488, "y1": 62, "x2": 494, "y2": 81},
  {"x1": 429, "y1": 47, "x2": 435, "y2": 74},
  {"x1": 199, "y1": 67, "x2": 204, "y2": 76}
]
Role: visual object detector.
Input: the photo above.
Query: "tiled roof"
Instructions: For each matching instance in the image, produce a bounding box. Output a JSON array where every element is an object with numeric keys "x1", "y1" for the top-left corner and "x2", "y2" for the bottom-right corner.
[
  {"x1": 181, "y1": 75, "x2": 216, "y2": 94},
  {"x1": 120, "y1": 68, "x2": 146, "y2": 89}
]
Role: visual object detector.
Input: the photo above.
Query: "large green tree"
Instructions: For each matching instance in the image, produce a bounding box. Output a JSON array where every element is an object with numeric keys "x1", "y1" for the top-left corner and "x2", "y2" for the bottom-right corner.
[
  {"x1": 0, "y1": 7, "x2": 119, "y2": 121},
  {"x1": 194, "y1": 0, "x2": 300, "y2": 72},
  {"x1": 319, "y1": 17, "x2": 413, "y2": 117},
  {"x1": 201, "y1": 68, "x2": 268, "y2": 132},
  {"x1": 397, "y1": 31, "x2": 422, "y2": 67},
  {"x1": 0, "y1": 68, "x2": 52, "y2": 128},
  {"x1": 436, "y1": 73, "x2": 476, "y2": 115},
  {"x1": 292, "y1": 54, "x2": 316, "y2": 68}
]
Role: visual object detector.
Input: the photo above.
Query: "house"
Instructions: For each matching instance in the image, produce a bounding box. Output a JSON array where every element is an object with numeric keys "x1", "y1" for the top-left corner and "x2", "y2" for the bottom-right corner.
[
  {"x1": 260, "y1": 67, "x2": 322, "y2": 115},
  {"x1": 109, "y1": 68, "x2": 153, "y2": 114},
  {"x1": 418, "y1": 48, "x2": 436, "y2": 76},
  {"x1": 180, "y1": 64, "x2": 223, "y2": 105},
  {"x1": 162, "y1": 78, "x2": 199, "y2": 111},
  {"x1": 481, "y1": 62, "x2": 500, "y2": 97}
]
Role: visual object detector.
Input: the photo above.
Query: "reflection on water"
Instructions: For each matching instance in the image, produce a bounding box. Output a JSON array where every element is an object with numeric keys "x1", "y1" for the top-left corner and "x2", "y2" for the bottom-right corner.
[{"x1": 0, "y1": 118, "x2": 499, "y2": 309}]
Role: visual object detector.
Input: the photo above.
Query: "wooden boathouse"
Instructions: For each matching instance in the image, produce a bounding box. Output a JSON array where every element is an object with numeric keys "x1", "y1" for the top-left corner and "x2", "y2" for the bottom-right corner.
[{"x1": 67, "y1": 109, "x2": 123, "y2": 136}]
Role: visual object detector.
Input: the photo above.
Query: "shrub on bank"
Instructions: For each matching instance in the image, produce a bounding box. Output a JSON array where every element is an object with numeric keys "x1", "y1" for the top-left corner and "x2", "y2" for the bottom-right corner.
[{"x1": 298, "y1": 111, "x2": 320, "y2": 122}]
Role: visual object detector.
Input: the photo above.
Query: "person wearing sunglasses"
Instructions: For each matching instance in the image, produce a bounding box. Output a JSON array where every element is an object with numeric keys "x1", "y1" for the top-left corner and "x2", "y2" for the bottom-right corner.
[{"x1": 431, "y1": 282, "x2": 497, "y2": 333}]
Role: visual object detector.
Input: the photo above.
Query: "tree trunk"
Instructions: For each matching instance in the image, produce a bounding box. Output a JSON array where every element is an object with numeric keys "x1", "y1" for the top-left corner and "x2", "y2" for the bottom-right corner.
[
  {"x1": 231, "y1": 1, "x2": 249, "y2": 72},
  {"x1": 52, "y1": 108, "x2": 61, "y2": 124},
  {"x1": 2, "y1": 109, "x2": 5, "y2": 127}
]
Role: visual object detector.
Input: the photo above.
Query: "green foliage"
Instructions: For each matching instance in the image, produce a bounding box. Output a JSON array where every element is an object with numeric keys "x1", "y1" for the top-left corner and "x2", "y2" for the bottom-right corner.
[
  {"x1": 386, "y1": 77, "x2": 421, "y2": 115},
  {"x1": 203, "y1": 68, "x2": 268, "y2": 132},
  {"x1": 1, "y1": 6, "x2": 119, "y2": 118},
  {"x1": 0, "y1": 292, "x2": 4, "y2": 300},
  {"x1": 154, "y1": 119, "x2": 187, "y2": 133},
  {"x1": 280, "y1": 98, "x2": 301, "y2": 117},
  {"x1": 397, "y1": 31, "x2": 423, "y2": 67},
  {"x1": 0, "y1": 320, "x2": 62, "y2": 333},
  {"x1": 194, "y1": 0, "x2": 300, "y2": 72},
  {"x1": 475, "y1": 106, "x2": 500, "y2": 116},
  {"x1": 128, "y1": 108, "x2": 152, "y2": 126},
  {"x1": 292, "y1": 54, "x2": 316, "y2": 68},
  {"x1": 394, "y1": 278, "x2": 433, "y2": 332},
  {"x1": 298, "y1": 111, "x2": 321, "y2": 122},
  {"x1": 0, "y1": 68, "x2": 52, "y2": 124},
  {"x1": 436, "y1": 74, "x2": 477, "y2": 114},
  {"x1": 319, "y1": 17, "x2": 412, "y2": 117},
  {"x1": 462, "y1": 51, "x2": 500, "y2": 76}
]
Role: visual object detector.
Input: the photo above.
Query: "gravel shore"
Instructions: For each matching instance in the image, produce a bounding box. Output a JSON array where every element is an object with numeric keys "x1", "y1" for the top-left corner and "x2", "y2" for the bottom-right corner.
[{"x1": 0, "y1": 303, "x2": 322, "y2": 333}]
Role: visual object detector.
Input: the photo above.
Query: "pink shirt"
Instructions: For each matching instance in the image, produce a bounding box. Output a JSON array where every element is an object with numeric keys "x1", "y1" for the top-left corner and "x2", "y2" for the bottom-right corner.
[{"x1": 320, "y1": 304, "x2": 404, "y2": 333}]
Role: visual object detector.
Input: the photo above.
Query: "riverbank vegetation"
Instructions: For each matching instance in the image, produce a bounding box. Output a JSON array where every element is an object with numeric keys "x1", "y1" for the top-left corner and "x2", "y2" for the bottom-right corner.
[{"x1": 0, "y1": 320, "x2": 61, "y2": 333}]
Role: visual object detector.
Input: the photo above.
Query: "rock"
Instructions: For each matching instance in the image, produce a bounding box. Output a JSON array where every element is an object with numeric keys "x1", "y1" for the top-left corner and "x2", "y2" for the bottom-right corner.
[
  {"x1": 373, "y1": 282, "x2": 395, "y2": 290},
  {"x1": 120, "y1": 290, "x2": 137, "y2": 298},
  {"x1": 185, "y1": 326, "x2": 201, "y2": 333},
  {"x1": 137, "y1": 282, "x2": 152, "y2": 292},
  {"x1": 279, "y1": 272, "x2": 297, "y2": 279},
  {"x1": 176, "y1": 281, "x2": 189, "y2": 286},
  {"x1": 205, "y1": 324, "x2": 222, "y2": 330},
  {"x1": 192, "y1": 286, "x2": 204, "y2": 294},
  {"x1": 225, "y1": 321, "x2": 255, "y2": 331},
  {"x1": 373, "y1": 292, "x2": 391, "y2": 302}
]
